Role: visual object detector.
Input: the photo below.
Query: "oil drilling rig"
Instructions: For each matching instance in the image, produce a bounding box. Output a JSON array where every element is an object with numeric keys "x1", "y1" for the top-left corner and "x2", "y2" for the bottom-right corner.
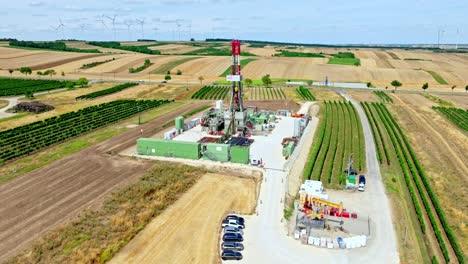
[{"x1": 223, "y1": 40, "x2": 247, "y2": 136}]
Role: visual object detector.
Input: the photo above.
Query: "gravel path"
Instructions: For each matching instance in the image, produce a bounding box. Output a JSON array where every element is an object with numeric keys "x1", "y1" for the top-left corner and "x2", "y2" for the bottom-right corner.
[{"x1": 236, "y1": 97, "x2": 399, "y2": 263}]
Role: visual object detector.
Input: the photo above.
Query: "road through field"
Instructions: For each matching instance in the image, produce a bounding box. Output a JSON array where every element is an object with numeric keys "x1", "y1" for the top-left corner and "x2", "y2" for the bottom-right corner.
[
  {"x1": 0, "y1": 101, "x2": 208, "y2": 260},
  {"x1": 240, "y1": 96, "x2": 398, "y2": 263}
]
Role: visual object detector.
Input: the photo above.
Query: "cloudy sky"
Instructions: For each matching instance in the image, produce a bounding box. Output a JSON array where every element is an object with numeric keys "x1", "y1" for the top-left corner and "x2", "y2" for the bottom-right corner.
[{"x1": 0, "y1": 0, "x2": 466, "y2": 44}]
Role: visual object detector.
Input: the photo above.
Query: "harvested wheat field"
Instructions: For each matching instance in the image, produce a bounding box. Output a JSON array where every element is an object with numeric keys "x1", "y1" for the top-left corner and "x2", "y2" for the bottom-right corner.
[
  {"x1": 347, "y1": 91, "x2": 381, "y2": 102},
  {"x1": 436, "y1": 94, "x2": 468, "y2": 109},
  {"x1": 0, "y1": 47, "x2": 103, "y2": 70},
  {"x1": 0, "y1": 46, "x2": 44, "y2": 59},
  {"x1": 176, "y1": 56, "x2": 230, "y2": 76},
  {"x1": 110, "y1": 172, "x2": 258, "y2": 264},
  {"x1": 390, "y1": 94, "x2": 468, "y2": 255},
  {"x1": 241, "y1": 45, "x2": 278, "y2": 57},
  {"x1": 150, "y1": 44, "x2": 201, "y2": 54},
  {"x1": 40, "y1": 54, "x2": 128, "y2": 73}
]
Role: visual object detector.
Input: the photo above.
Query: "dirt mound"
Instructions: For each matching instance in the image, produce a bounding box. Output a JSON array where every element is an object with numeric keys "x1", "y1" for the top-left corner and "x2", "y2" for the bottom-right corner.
[{"x1": 10, "y1": 101, "x2": 54, "y2": 113}]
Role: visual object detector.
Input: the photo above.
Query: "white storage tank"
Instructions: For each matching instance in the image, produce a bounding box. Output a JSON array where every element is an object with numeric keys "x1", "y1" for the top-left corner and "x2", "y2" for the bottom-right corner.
[
  {"x1": 293, "y1": 118, "x2": 301, "y2": 137},
  {"x1": 216, "y1": 100, "x2": 223, "y2": 110}
]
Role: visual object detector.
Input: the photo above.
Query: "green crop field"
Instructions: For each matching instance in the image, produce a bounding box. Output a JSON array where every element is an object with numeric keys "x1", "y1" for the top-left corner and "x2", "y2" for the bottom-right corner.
[
  {"x1": 274, "y1": 50, "x2": 325, "y2": 58},
  {"x1": 424, "y1": 70, "x2": 448, "y2": 84},
  {"x1": 76, "y1": 83, "x2": 139, "y2": 100},
  {"x1": 303, "y1": 101, "x2": 365, "y2": 188},
  {"x1": 151, "y1": 57, "x2": 201, "y2": 74},
  {"x1": 328, "y1": 57, "x2": 361, "y2": 66},
  {"x1": 0, "y1": 78, "x2": 71, "y2": 96},
  {"x1": 296, "y1": 86, "x2": 315, "y2": 100},
  {"x1": 191, "y1": 85, "x2": 229, "y2": 100},
  {"x1": 373, "y1": 91, "x2": 393, "y2": 103},
  {"x1": 219, "y1": 58, "x2": 257, "y2": 77},
  {"x1": 245, "y1": 87, "x2": 286, "y2": 100},
  {"x1": 362, "y1": 102, "x2": 464, "y2": 264},
  {"x1": 432, "y1": 106, "x2": 468, "y2": 131},
  {"x1": 0, "y1": 99, "x2": 171, "y2": 164}
]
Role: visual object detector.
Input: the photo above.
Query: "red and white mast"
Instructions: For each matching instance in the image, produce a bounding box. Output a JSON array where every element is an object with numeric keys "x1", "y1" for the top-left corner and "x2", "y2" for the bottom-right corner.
[{"x1": 230, "y1": 40, "x2": 243, "y2": 111}]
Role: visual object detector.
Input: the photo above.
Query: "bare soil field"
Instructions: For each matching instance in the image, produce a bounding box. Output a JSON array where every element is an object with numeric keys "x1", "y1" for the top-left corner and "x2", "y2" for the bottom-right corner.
[
  {"x1": 1, "y1": 44, "x2": 468, "y2": 90},
  {"x1": 111, "y1": 173, "x2": 258, "y2": 264},
  {"x1": 0, "y1": 47, "x2": 104, "y2": 70},
  {"x1": 0, "y1": 102, "x2": 208, "y2": 260},
  {"x1": 0, "y1": 47, "x2": 44, "y2": 59},
  {"x1": 150, "y1": 44, "x2": 201, "y2": 54},
  {"x1": 176, "y1": 56, "x2": 230, "y2": 76},
  {"x1": 346, "y1": 91, "x2": 380, "y2": 102},
  {"x1": 243, "y1": 99, "x2": 300, "y2": 111},
  {"x1": 41, "y1": 54, "x2": 128, "y2": 73},
  {"x1": 436, "y1": 94, "x2": 468, "y2": 108},
  {"x1": 390, "y1": 95, "x2": 468, "y2": 255},
  {"x1": 241, "y1": 45, "x2": 278, "y2": 57},
  {"x1": 311, "y1": 89, "x2": 344, "y2": 101}
]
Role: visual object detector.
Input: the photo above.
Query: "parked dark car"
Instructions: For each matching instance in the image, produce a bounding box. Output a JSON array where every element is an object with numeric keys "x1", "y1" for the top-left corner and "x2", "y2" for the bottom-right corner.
[
  {"x1": 221, "y1": 250, "x2": 243, "y2": 260},
  {"x1": 221, "y1": 241, "x2": 244, "y2": 251},
  {"x1": 223, "y1": 233, "x2": 244, "y2": 242},
  {"x1": 359, "y1": 175, "x2": 366, "y2": 184},
  {"x1": 223, "y1": 226, "x2": 243, "y2": 235},
  {"x1": 225, "y1": 214, "x2": 245, "y2": 225}
]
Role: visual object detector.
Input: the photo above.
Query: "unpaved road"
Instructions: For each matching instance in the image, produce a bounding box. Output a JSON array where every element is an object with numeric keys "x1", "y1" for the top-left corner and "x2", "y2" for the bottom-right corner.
[
  {"x1": 0, "y1": 89, "x2": 67, "y2": 119},
  {"x1": 111, "y1": 173, "x2": 257, "y2": 264},
  {"x1": 0, "y1": 101, "x2": 208, "y2": 260},
  {"x1": 239, "y1": 95, "x2": 399, "y2": 263}
]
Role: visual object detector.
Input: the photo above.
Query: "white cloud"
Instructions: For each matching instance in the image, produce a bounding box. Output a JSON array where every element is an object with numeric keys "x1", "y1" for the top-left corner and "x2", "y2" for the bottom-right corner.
[{"x1": 29, "y1": 1, "x2": 45, "y2": 7}]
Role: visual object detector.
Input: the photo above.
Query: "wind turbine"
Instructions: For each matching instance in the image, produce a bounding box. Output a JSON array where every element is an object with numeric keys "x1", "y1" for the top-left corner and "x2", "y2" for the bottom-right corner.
[
  {"x1": 456, "y1": 28, "x2": 460, "y2": 50},
  {"x1": 152, "y1": 27, "x2": 159, "y2": 40},
  {"x1": 96, "y1": 16, "x2": 108, "y2": 32},
  {"x1": 437, "y1": 28, "x2": 445, "y2": 49},
  {"x1": 124, "y1": 21, "x2": 133, "y2": 40},
  {"x1": 105, "y1": 14, "x2": 117, "y2": 41},
  {"x1": 57, "y1": 18, "x2": 65, "y2": 40},
  {"x1": 136, "y1": 18, "x2": 146, "y2": 39},
  {"x1": 176, "y1": 20, "x2": 182, "y2": 41},
  {"x1": 186, "y1": 21, "x2": 192, "y2": 40}
]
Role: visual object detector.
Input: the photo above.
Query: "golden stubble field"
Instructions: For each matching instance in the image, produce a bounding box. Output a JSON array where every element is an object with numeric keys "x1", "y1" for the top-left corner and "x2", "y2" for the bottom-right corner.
[
  {"x1": 110, "y1": 172, "x2": 258, "y2": 264},
  {"x1": 1, "y1": 43, "x2": 467, "y2": 90}
]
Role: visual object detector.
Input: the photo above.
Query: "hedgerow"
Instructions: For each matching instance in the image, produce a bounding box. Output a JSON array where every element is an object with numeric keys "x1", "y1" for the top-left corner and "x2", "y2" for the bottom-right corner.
[{"x1": 76, "y1": 83, "x2": 139, "y2": 100}]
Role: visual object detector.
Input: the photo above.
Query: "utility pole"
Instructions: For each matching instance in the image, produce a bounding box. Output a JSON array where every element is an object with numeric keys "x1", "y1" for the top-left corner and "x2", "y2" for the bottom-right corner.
[{"x1": 137, "y1": 105, "x2": 141, "y2": 125}]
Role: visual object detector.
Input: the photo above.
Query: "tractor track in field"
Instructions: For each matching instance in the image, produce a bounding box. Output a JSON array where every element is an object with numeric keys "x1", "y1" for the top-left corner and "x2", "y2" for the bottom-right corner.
[{"x1": 0, "y1": 101, "x2": 208, "y2": 261}]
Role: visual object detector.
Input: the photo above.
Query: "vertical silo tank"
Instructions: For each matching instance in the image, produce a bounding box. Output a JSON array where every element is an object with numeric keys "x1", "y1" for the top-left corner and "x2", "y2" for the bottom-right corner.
[{"x1": 175, "y1": 116, "x2": 185, "y2": 130}]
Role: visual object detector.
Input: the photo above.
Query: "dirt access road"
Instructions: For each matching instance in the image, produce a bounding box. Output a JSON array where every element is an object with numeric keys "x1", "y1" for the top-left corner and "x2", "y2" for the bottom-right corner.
[
  {"x1": 239, "y1": 95, "x2": 398, "y2": 263},
  {"x1": 111, "y1": 173, "x2": 257, "y2": 264},
  {"x1": 0, "y1": 101, "x2": 207, "y2": 260}
]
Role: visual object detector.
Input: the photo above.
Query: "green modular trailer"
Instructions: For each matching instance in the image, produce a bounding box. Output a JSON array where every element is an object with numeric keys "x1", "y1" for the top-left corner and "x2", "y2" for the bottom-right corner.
[
  {"x1": 175, "y1": 116, "x2": 184, "y2": 130},
  {"x1": 202, "y1": 143, "x2": 230, "y2": 162},
  {"x1": 282, "y1": 142, "x2": 295, "y2": 157},
  {"x1": 137, "y1": 138, "x2": 201, "y2": 159},
  {"x1": 230, "y1": 146, "x2": 250, "y2": 164}
]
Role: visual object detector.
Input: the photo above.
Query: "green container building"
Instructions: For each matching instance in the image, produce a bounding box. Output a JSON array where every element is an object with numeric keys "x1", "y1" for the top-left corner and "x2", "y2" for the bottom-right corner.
[
  {"x1": 202, "y1": 143, "x2": 230, "y2": 162},
  {"x1": 230, "y1": 146, "x2": 250, "y2": 164},
  {"x1": 175, "y1": 116, "x2": 184, "y2": 130},
  {"x1": 137, "y1": 138, "x2": 200, "y2": 160},
  {"x1": 282, "y1": 142, "x2": 295, "y2": 158}
]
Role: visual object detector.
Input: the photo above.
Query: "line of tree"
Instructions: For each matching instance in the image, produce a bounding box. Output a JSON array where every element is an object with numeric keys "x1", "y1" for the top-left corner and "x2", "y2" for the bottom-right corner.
[
  {"x1": 87, "y1": 41, "x2": 161, "y2": 54},
  {"x1": 9, "y1": 40, "x2": 101, "y2": 53}
]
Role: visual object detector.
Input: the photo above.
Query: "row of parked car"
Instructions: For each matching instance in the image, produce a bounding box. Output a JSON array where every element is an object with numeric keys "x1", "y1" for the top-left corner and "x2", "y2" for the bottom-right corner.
[{"x1": 221, "y1": 214, "x2": 245, "y2": 261}]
